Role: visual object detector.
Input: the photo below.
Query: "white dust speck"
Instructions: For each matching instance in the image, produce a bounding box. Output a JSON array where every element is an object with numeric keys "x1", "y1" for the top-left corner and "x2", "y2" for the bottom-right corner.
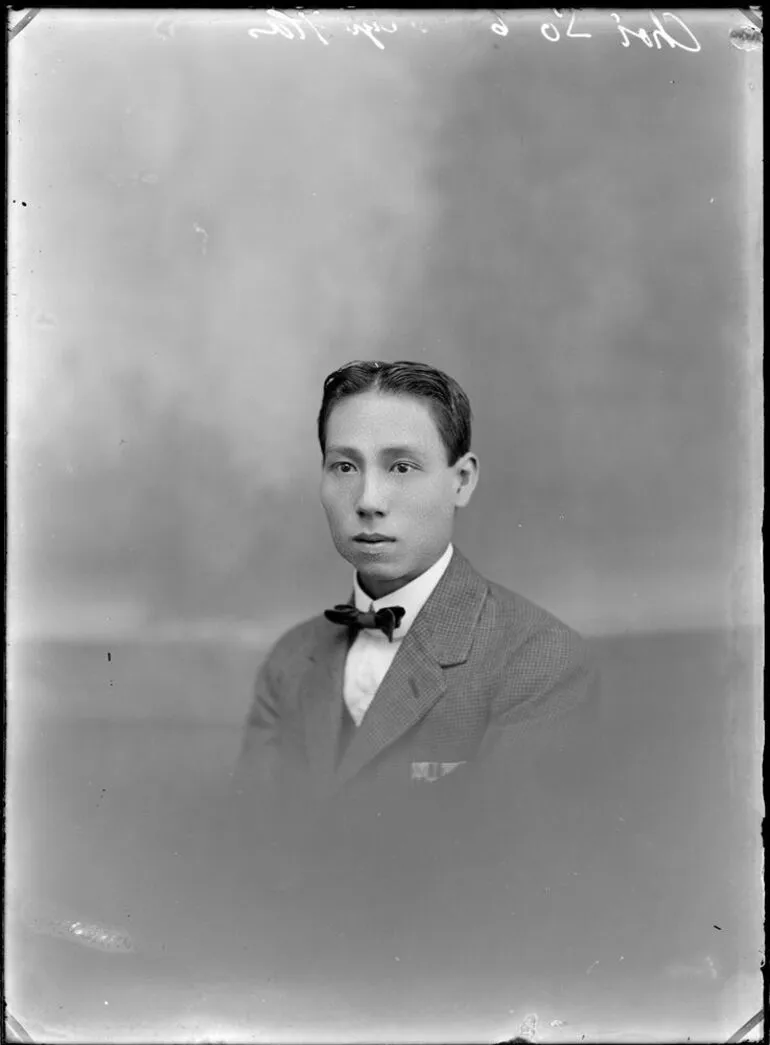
[
  {"x1": 155, "y1": 18, "x2": 176, "y2": 39},
  {"x1": 193, "y1": 223, "x2": 209, "y2": 254},
  {"x1": 518, "y1": 1013, "x2": 539, "y2": 1041}
]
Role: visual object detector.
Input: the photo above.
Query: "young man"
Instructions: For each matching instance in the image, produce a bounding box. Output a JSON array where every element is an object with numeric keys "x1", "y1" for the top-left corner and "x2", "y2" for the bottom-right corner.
[
  {"x1": 235, "y1": 360, "x2": 595, "y2": 833},
  {"x1": 227, "y1": 359, "x2": 600, "y2": 984}
]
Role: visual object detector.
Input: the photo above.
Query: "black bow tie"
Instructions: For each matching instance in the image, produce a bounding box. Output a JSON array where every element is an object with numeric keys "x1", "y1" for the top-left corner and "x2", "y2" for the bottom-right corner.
[{"x1": 324, "y1": 603, "x2": 406, "y2": 643}]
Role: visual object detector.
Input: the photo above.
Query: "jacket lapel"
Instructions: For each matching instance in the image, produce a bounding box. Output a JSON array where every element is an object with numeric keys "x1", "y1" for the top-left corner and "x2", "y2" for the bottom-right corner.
[
  {"x1": 333, "y1": 549, "x2": 488, "y2": 791},
  {"x1": 333, "y1": 629, "x2": 445, "y2": 790}
]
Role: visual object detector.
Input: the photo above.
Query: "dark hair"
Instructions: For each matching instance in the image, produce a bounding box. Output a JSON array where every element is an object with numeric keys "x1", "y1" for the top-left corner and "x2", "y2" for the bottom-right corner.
[{"x1": 318, "y1": 360, "x2": 472, "y2": 465}]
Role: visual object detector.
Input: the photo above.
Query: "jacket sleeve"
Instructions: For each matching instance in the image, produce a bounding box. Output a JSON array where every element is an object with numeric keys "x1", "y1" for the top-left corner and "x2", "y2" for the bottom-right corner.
[
  {"x1": 231, "y1": 630, "x2": 314, "y2": 828},
  {"x1": 438, "y1": 624, "x2": 600, "y2": 887},
  {"x1": 479, "y1": 623, "x2": 599, "y2": 764},
  {"x1": 226, "y1": 639, "x2": 311, "y2": 890},
  {"x1": 232, "y1": 644, "x2": 285, "y2": 799}
]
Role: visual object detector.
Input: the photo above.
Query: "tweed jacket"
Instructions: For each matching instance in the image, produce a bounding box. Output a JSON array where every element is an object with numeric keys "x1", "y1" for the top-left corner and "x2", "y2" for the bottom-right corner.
[
  {"x1": 235, "y1": 548, "x2": 595, "y2": 818},
  {"x1": 226, "y1": 548, "x2": 599, "y2": 961}
]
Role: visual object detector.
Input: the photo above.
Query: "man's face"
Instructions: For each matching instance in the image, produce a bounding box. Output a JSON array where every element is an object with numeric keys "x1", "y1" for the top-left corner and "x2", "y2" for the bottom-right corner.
[{"x1": 320, "y1": 391, "x2": 478, "y2": 598}]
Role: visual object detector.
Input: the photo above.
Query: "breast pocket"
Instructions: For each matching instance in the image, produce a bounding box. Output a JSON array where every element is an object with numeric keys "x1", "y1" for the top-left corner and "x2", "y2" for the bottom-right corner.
[{"x1": 410, "y1": 760, "x2": 468, "y2": 783}]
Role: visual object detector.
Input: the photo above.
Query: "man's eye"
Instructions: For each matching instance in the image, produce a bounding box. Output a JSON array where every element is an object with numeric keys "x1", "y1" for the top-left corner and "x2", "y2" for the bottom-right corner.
[
  {"x1": 331, "y1": 462, "x2": 355, "y2": 474},
  {"x1": 392, "y1": 462, "x2": 416, "y2": 474}
]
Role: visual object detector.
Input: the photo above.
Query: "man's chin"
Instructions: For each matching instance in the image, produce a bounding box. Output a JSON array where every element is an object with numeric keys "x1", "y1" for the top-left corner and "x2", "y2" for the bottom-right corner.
[
  {"x1": 345, "y1": 549, "x2": 407, "y2": 583},
  {"x1": 356, "y1": 559, "x2": 412, "y2": 600},
  {"x1": 337, "y1": 539, "x2": 397, "y2": 569},
  {"x1": 351, "y1": 556, "x2": 400, "y2": 577}
]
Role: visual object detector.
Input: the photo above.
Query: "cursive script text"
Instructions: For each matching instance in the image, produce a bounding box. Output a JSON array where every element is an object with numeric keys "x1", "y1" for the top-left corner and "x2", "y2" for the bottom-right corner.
[
  {"x1": 610, "y1": 11, "x2": 701, "y2": 52},
  {"x1": 246, "y1": 9, "x2": 702, "y2": 55},
  {"x1": 533, "y1": 9, "x2": 700, "y2": 51},
  {"x1": 248, "y1": 9, "x2": 399, "y2": 50},
  {"x1": 248, "y1": 9, "x2": 329, "y2": 45}
]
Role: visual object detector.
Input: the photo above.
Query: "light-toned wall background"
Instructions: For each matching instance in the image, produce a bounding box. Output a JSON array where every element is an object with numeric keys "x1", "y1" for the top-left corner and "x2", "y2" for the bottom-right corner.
[{"x1": 9, "y1": 9, "x2": 761, "y2": 656}]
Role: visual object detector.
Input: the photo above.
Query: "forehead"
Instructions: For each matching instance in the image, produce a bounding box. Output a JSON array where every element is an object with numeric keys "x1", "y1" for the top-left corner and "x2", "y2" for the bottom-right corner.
[{"x1": 325, "y1": 391, "x2": 443, "y2": 450}]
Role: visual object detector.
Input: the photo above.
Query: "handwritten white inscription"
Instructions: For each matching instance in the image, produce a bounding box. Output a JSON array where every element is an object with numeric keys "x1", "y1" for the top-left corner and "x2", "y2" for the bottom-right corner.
[
  {"x1": 248, "y1": 9, "x2": 330, "y2": 45},
  {"x1": 540, "y1": 10, "x2": 701, "y2": 51},
  {"x1": 346, "y1": 16, "x2": 398, "y2": 51},
  {"x1": 248, "y1": 9, "x2": 398, "y2": 50},
  {"x1": 609, "y1": 11, "x2": 701, "y2": 52},
  {"x1": 540, "y1": 9, "x2": 592, "y2": 42},
  {"x1": 247, "y1": 9, "x2": 702, "y2": 54}
]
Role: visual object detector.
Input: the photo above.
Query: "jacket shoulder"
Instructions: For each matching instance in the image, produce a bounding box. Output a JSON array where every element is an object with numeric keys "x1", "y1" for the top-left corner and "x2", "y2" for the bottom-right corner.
[
  {"x1": 482, "y1": 576, "x2": 584, "y2": 646},
  {"x1": 472, "y1": 574, "x2": 596, "y2": 722},
  {"x1": 474, "y1": 574, "x2": 590, "y2": 690},
  {"x1": 259, "y1": 612, "x2": 333, "y2": 673}
]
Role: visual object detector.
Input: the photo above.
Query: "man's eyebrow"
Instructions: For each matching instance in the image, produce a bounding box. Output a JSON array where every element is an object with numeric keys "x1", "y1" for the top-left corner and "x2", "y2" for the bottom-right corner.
[
  {"x1": 324, "y1": 445, "x2": 362, "y2": 459},
  {"x1": 324, "y1": 444, "x2": 426, "y2": 460},
  {"x1": 379, "y1": 445, "x2": 426, "y2": 459}
]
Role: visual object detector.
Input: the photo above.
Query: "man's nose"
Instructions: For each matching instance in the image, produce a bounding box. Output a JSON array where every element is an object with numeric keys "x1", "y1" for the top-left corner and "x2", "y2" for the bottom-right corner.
[{"x1": 355, "y1": 472, "x2": 387, "y2": 517}]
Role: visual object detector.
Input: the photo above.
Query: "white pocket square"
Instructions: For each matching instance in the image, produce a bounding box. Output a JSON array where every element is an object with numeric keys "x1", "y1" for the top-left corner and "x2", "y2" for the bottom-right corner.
[{"x1": 411, "y1": 761, "x2": 467, "y2": 782}]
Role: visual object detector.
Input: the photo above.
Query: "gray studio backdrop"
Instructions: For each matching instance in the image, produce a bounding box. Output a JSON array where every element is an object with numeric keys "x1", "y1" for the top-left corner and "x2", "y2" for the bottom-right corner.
[{"x1": 7, "y1": 10, "x2": 763, "y2": 1044}]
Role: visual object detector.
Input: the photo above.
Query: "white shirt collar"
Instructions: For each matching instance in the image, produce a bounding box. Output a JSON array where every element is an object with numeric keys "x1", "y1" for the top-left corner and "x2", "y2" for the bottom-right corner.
[{"x1": 353, "y1": 543, "x2": 454, "y2": 641}]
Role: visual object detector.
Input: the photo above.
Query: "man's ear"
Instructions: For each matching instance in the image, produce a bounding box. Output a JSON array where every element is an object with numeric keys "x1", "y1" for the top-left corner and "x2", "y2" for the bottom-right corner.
[{"x1": 453, "y1": 452, "x2": 479, "y2": 508}]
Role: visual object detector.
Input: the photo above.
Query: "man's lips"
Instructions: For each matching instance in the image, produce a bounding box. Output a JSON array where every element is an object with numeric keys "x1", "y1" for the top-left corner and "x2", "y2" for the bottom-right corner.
[{"x1": 352, "y1": 534, "x2": 396, "y2": 543}]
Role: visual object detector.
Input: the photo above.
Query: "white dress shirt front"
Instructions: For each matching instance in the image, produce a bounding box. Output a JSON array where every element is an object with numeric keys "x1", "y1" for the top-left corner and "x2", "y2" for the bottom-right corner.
[{"x1": 343, "y1": 543, "x2": 454, "y2": 727}]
